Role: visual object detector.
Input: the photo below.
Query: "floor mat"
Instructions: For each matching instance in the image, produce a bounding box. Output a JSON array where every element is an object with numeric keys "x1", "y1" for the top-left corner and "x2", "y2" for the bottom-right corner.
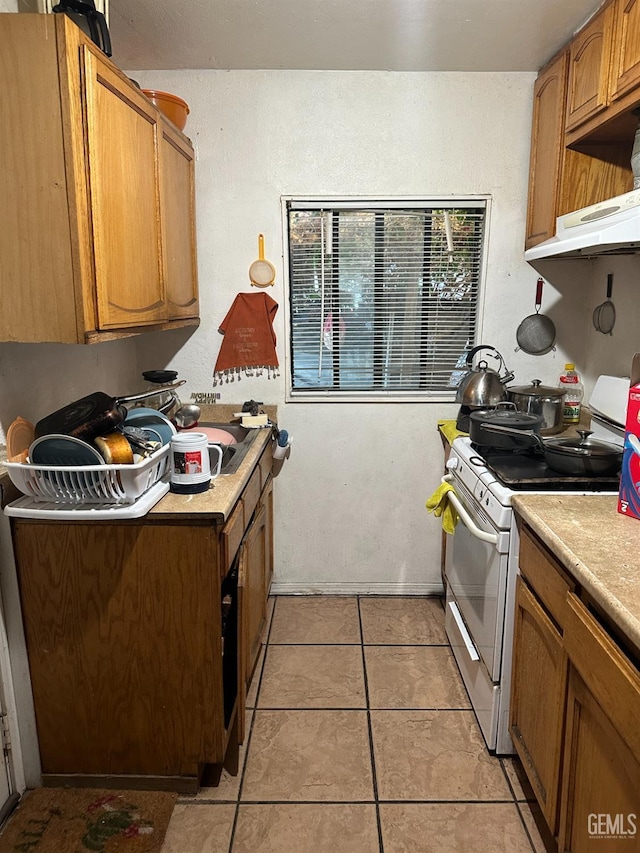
[{"x1": 0, "y1": 787, "x2": 176, "y2": 853}]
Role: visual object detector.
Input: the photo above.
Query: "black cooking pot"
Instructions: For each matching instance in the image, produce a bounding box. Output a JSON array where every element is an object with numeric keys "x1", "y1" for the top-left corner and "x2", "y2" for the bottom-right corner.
[
  {"x1": 469, "y1": 404, "x2": 543, "y2": 449},
  {"x1": 480, "y1": 425, "x2": 623, "y2": 476}
]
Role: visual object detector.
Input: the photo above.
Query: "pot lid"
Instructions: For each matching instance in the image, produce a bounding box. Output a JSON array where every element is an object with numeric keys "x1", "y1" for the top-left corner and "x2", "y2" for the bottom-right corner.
[
  {"x1": 469, "y1": 407, "x2": 543, "y2": 427},
  {"x1": 545, "y1": 430, "x2": 623, "y2": 458},
  {"x1": 508, "y1": 379, "x2": 564, "y2": 398}
]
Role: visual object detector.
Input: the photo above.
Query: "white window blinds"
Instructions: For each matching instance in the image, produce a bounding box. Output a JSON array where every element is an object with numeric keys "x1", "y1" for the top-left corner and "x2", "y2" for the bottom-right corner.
[{"x1": 287, "y1": 200, "x2": 487, "y2": 397}]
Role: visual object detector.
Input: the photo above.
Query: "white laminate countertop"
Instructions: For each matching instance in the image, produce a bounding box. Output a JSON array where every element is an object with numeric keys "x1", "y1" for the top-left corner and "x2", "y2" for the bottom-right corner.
[{"x1": 512, "y1": 494, "x2": 640, "y2": 653}]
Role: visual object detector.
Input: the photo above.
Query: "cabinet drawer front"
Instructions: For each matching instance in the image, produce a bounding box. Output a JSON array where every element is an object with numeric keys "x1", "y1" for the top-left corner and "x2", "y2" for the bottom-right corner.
[
  {"x1": 564, "y1": 592, "x2": 640, "y2": 758},
  {"x1": 243, "y1": 466, "x2": 262, "y2": 525},
  {"x1": 221, "y1": 500, "x2": 244, "y2": 576},
  {"x1": 519, "y1": 526, "x2": 576, "y2": 630}
]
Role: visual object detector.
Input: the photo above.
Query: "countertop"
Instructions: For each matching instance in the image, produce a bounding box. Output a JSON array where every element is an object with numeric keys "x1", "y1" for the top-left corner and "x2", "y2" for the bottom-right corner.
[
  {"x1": 512, "y1": 493, "x2": 640, "y2": 653},
  {"x1": 149, "y1": 405, "x2": 276, "y2": 521},
  {"x1": 0, "y1": 404, "x2": 278, "y2": 523}
]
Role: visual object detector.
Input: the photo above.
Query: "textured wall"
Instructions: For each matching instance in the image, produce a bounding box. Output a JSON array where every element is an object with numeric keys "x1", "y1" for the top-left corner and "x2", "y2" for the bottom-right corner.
[{"x1": 129, "y1": 69, "x2": 590, "y2": 593}]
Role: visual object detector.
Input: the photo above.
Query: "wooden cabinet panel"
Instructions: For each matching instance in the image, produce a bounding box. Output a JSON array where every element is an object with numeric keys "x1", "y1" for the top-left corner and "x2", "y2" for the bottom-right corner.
[
  {"x1": 160, "y1": 119, "x2": 199, "y2": 320},
  {"x1": 526, "y1": 51, "x2": 569, "y2": 248},
  {"x1": 83, "y1": 48, "x2": 166, "y2": 329},
  {"x1": 510, "y1": 576, "x2": 568, "y2": 834},
  {"x1": 563, "y1": 593, "x2": 640, "y2": 761},
  {"x1": 263, "y1": 476, "x2": 274, "y2": 596},
  {"x1": 241, "y1": 501, "x2": 268, "y2": 685},
  {"x1": 12, "y1": 522, "x2": 222, "y2": 780},
  {"x1": 560, "y1": 666, "x2": 640, "y2": 851},
  {"x1": 566, "y1": 2, "x2": 615, "y2": 133},
  {"x1": 243, "y1": 466, "x2": 262, "y2": 526},
  {"x1": 515, "y1": 522, "x2": 640, "y2": 847},
  {"x1": 221, "y1": 500, "x2": 245, "y2": 578},
  {"x1": 518, "y1": 525, "x2": 576, "y2": 630},
  {"x1": 610, "y1": 0, "x2": 640, "y2": 102},
  {"x1": 0, "y1": 14, "x2": 199, "y2": 344}
]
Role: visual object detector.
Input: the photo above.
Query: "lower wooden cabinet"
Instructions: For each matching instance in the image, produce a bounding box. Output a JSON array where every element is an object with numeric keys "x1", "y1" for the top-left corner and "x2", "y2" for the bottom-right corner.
[
  {"x1": 241, "y1": 476, "x2": 273, "y2": 687},
  {"x1": 513, "y1": 521, "x2": 640, "y2": 850},
  {"x1": 10, "y1": 443, "x2": 274, "y2": 793},
  {"x1": 559, "y1": 594, "x2": 640, "y2": 852},
  {"x1": 510, "y1": 576, "x2": 568, "y2": 834}
]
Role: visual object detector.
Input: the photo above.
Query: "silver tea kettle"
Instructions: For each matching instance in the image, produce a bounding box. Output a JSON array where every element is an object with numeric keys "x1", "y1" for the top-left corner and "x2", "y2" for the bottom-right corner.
[{"x1": 455, "y1": 345, "x2": 515, "y2": 408}]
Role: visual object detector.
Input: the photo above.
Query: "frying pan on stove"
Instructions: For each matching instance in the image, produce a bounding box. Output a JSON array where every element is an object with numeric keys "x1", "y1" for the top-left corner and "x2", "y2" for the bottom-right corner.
[{"x1": 34, "y1": 382, "x2": 185, "y2": 442}]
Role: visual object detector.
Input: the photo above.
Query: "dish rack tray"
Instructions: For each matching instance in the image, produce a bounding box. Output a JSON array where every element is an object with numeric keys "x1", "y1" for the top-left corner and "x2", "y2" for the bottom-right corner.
[{"x1": 4, "y1": 444, "x2": 170, "y2": 505}]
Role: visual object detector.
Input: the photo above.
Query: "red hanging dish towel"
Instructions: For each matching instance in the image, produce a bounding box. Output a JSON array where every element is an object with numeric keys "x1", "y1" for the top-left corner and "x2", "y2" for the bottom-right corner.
[{"x1": 214, "y1": 292, "x2": 279, "y2": 384}]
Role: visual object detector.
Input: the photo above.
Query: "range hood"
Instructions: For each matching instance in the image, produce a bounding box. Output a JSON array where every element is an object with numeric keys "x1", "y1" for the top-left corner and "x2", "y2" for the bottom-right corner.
[{"x1": 525, "y1": 189, "x2": 640, "y2": 261}]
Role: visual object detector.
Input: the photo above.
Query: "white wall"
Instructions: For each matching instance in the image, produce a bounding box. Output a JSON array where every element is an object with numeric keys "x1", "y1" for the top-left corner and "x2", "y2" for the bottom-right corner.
[{"x1": 129, "y1": 69, "x2": 595, "y2": 594}]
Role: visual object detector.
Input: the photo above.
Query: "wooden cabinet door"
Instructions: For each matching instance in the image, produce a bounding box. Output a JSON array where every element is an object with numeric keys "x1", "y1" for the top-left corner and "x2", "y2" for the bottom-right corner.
[
  {"x1": 565, "y1": 3, "x2": 615, "y2": 133},
  {"x1": 241, "y1": 501, "x2": 268, "y2": 686},
  {"x1": 560, "y1": 669, "x2": 640, "y2": 851},
  {"x1": 610, "y1": 0, "x2": 640, "y2": 102},
  {"x1": 560, "y1": 593, "x2": 640, "y2": 851},
  {"x1": 525, "y1": 51, "x2": 569, "y2": 249},
  {"x1": 262, "y1": 475, "x2": 274, "y2": 597},
  {"x1": 510, "y1": 576, "x2": 568, "y2": 834},
  {"x1": 83, "y1": 46, "x2": 167, "y2": 329},
  {"x1": 159, "y1": 119, "x2": 199, "y2": 320}
]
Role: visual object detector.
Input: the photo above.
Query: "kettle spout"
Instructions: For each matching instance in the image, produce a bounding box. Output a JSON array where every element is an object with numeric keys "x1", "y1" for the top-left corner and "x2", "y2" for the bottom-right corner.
[{"x1": 500, "y1": 370, "x2": 515, "y2": 385}]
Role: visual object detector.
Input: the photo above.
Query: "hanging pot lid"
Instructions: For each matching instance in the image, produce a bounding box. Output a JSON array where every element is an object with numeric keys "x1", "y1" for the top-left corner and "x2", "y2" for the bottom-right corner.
[{"x1": 508, "y1": 379, "x2": 565, "y2": 399}]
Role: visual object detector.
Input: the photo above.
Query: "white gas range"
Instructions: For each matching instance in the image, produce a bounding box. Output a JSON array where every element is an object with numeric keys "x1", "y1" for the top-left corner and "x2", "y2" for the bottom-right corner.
[{"x1": 441, "y1": 375, "x2": 627, "y2": 754}]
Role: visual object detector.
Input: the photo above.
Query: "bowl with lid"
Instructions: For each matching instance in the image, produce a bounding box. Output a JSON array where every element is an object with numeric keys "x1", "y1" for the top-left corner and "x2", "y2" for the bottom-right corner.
[{"x1": 141, "y1": 89, "x2": 189, "y2": 131}]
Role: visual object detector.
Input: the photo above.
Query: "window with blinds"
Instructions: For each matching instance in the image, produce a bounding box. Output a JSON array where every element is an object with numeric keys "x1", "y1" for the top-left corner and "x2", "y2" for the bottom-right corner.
[{"x1": 286, "y1": 199, "x2": 487, "y2": 399}]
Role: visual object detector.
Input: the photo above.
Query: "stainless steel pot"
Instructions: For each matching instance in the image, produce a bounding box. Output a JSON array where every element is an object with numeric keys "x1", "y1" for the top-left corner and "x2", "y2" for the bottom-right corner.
[
  {"x1": 507, "y1": 379, "x2": 565, "y2": 435},
  {"x1": 480, "y1": 425, "x2": 623, "y2": 477},
  {"x1": 468, "y1": 403, "x2": 543, "y2": 449}
]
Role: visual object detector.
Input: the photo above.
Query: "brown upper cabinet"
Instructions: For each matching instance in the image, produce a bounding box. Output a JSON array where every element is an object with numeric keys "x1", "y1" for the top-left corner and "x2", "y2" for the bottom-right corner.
[
  {"x1": 526, "y1": 0, "x2": 640, "y2": 249},
  {"x1": 0, "y1": 13, "x2": 199, "y2": 344},
  {"x1": 525, "y1": 51, "x2": 569, "y2": 248},
  {"x1": 565, "y1": 1, "x2": 615, "y2": 135},
  {"x1": 610, "y1": 0, "x2": 640, "y2": 103}
]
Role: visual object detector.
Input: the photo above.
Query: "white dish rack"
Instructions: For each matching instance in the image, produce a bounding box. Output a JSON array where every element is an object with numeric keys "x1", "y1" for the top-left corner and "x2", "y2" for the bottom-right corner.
[{"x1": 4, "y1": 444, "x2": 170, "y2": 507}]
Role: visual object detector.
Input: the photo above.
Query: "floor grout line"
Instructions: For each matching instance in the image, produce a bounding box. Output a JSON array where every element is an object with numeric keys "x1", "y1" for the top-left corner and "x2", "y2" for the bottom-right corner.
[
  {"x1": 357, "y1": 594, "x2": 385, "y2": 853},
  {"x1": 186, "y1": 594, "x2": 548, "y2": 853}
]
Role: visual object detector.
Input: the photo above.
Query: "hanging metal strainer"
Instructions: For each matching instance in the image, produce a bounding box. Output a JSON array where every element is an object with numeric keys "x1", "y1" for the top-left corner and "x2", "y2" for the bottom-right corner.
[
  {"x1": 592, "y1": 273, "x2": 616, "y2": 336},
  {"x1": 515, "y1": 277, "x2": 557, "y2": 355}
]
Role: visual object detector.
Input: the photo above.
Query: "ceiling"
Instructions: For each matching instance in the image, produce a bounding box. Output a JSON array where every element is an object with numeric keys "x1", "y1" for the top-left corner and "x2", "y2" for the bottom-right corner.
[{"x1": 109, "y1": 0, "x2": 604, "y2": 73}]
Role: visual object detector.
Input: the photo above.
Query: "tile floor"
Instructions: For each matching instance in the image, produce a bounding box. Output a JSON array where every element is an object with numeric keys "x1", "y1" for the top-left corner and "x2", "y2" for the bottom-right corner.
[{"x1": 161, "y1": 596, "x2": 556, "y2": 853}]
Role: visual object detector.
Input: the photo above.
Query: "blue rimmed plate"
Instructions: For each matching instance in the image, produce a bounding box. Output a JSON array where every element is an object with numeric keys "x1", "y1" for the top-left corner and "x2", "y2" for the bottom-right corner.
[
  {"x1": 29, "y1": 434, "x2": 104, "y2": 466},
  {"x1": 122, "y1": 407, "x2": 177, "y2": 446}
]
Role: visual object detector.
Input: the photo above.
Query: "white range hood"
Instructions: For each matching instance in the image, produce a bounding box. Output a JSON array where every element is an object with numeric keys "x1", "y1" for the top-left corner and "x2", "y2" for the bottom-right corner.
[{"x1": 525, "y1": 189, "x2": 640, "y2": 261}]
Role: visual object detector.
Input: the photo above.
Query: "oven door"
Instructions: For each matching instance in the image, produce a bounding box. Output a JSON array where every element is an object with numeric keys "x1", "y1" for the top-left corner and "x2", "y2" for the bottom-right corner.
[{"x1": 443, "y1": 475, "x2": 510, "y2": 682}]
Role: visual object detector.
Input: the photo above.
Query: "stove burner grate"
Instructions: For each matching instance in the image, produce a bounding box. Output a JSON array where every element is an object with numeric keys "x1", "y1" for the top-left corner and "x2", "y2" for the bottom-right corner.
[{"x1": 471, "y1": 444, "x2": 620, "y2": 492}]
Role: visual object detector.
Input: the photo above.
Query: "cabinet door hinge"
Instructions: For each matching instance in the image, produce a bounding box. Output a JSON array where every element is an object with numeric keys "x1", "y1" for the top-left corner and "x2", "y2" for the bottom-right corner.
[{"x1": 0, "y1": 714, "x2": 12, "y2": 751}]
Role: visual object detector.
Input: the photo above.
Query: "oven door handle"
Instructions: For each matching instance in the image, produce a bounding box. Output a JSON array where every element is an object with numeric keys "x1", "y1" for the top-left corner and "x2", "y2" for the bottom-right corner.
[{"x1": 441, "y1": 475, "x2": 499, "y2": 545}]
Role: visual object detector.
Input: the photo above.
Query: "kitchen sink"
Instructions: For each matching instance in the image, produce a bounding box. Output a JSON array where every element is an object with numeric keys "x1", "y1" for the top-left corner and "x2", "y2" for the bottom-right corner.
[{"x1": 200, "y1": 422, "x2": 264, "y2": 476}]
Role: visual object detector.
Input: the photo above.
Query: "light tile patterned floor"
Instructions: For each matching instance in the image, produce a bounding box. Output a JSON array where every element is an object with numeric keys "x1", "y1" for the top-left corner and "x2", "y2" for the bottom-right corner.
[{"x1": 161, "y1": 596, "x2": 555, "y2": 853}]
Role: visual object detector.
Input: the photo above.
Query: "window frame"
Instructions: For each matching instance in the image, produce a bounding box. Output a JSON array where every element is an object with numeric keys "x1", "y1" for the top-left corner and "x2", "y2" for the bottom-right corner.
[{"x1": 281, "y1": 195, "x2": 492, "y2": 404}]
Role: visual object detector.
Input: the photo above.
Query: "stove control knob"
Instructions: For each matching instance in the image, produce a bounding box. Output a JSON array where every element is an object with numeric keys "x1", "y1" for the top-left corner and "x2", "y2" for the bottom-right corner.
[
  {"x1": 478, "y1": 487, "x2": 484, "y2": 499},
  {"x1": 445, "y1": 458, "x2": 458, "y2": 471}
]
